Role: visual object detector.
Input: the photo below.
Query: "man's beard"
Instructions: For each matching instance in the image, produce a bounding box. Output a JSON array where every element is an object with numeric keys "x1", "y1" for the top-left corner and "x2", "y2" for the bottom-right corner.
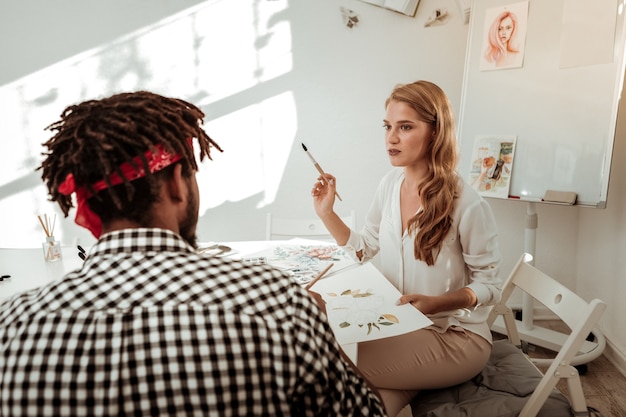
[{"x1": 179, "y1": 186, "x2": 199, "y2": 249}]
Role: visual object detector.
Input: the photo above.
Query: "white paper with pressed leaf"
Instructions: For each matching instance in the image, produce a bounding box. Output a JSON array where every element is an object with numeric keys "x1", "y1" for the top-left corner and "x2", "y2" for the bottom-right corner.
[{"x1": 310, "y1": 262, "x2": 432, "y2": 345}]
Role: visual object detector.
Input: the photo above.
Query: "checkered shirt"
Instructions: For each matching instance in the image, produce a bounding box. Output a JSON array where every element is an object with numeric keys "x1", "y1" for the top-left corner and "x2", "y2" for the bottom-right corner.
[{"x1": 0, "y1": 228, "x2": 385, "y2": 416}]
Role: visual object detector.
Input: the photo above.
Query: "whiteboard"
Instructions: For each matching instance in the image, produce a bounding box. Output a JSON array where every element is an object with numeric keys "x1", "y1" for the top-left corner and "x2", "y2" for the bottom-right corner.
[{"x1": 457, "y1": 0, "x2": 626, "y2": 207}]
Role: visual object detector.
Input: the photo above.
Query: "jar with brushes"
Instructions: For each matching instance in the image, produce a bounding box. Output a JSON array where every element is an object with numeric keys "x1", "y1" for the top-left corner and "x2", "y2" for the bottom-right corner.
[{"x1": 38, "y1": 213, "x2": 62, "y2": 263}]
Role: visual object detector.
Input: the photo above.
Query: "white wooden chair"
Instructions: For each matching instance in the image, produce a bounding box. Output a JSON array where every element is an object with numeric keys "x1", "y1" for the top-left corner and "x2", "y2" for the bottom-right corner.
[
  {"x1": 265, "y1": 210, "x2": 356, "y2": 241},
  {"x1": 412, "y1": 253, "x2": 606, "y2": 417},
  {"x1": 488, "y1": 253, "x2": 606, "y2": 416}
]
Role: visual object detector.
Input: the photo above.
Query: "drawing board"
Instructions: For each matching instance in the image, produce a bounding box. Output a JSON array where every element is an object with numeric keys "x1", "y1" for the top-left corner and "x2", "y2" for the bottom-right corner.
[{"x1": 458, "y1": 0, "x2": 626, "y2": 207}]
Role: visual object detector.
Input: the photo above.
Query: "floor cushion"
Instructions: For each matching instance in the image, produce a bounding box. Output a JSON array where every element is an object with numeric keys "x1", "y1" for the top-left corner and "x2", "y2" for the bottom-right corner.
[{"x1": 410, "y1": 340, "x2": 572, "y2": 417}]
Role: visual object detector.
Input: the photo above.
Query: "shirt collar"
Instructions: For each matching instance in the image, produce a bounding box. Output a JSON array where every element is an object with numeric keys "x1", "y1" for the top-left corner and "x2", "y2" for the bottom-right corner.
[{"x1": 89, "y1": 228, "x2": 196, "y2": 258}]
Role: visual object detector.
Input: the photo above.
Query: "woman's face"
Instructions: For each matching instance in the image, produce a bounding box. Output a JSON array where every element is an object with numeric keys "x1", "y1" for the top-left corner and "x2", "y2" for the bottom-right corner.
[
  {"x1": 498, "y1": 16, "x2": 514, "y2": 44},
  {"x1": 384, "y1": 100, "x2": 433, "y2": 169}
]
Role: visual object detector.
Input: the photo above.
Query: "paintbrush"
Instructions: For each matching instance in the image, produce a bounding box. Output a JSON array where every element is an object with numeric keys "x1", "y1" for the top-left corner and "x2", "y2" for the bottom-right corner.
[
  {"x1": 301, "y1": 143, "x2": 342, "y2": 201},
  {"x1": 304, "y1": 262, "x2": 334, "y2": 290}
]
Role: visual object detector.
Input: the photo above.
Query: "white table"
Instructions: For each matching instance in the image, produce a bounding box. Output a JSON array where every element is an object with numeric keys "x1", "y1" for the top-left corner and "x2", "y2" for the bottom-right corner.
[
  {"x1": 0, "y1": 241, "x2": 359, "y2": 362},
  {"x1": 0, "y1": 241, "x2": 275, "y2": 301},
  {"x1": 0, "y1": 246, "x2": 84, "y2": 301}
]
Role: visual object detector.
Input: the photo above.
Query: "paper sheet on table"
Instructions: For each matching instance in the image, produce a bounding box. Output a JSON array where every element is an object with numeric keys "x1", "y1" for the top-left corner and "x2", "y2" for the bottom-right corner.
[
  {"x1": 311, "y1": 262, "x2": 433, "y2": 345},
  {"x1": 241, "y1": 238, "x2": 357, "y2": 285}
]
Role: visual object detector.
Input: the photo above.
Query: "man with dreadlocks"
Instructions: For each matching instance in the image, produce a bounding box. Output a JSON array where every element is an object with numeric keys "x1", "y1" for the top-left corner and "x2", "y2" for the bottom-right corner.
[{"x1": 0, "y1": 91, "x2": 386, "y2": 417}]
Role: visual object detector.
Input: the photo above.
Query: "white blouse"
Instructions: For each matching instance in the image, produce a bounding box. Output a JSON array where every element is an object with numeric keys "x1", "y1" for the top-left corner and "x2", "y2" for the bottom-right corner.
[{"x1": 344, "y1": 168, "x2": 502, "y2": 342}]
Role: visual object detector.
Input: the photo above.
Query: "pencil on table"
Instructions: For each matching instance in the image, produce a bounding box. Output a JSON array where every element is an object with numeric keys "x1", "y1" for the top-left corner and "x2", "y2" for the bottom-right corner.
[{"x1": 305, "y1": 262, "x2": 334, "y2": 290}]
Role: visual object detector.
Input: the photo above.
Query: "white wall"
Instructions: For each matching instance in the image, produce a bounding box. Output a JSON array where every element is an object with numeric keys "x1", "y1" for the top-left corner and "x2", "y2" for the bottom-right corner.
[
  {"x1": 0, "y1": 0, "x2": 468, "y2": 247},
  {"x1": 0, "y1": 0, "x2": 623, "y2": 373}
]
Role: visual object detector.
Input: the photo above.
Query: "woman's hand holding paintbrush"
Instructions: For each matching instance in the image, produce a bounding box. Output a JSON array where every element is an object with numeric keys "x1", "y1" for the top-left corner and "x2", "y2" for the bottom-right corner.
[
  {"x1": 306, "y1": 144, "x2": 352, "y2": 247},
  {"x1": 302, "y1": 143, "x2": 342, "y2": 202},
  {"x1": 309, "y1": 166, "x2": 341, "y2": 220}
]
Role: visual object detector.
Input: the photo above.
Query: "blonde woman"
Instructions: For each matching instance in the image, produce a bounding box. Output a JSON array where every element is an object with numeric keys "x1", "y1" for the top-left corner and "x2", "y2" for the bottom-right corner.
[{"x1": 310, "y1": 81, "x2": 502, "y2": 416}]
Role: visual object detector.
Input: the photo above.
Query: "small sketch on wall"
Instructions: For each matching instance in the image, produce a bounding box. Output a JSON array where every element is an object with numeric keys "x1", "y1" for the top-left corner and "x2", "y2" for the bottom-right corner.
[
  {"x1": 480, "y1": 1, "x2": 529, "y2": 71},
  {"x1": 340, "y1": 7, "x2": 360, "y2": 29},
  {"x1": 424, "y1": 8, "x2": 449, "y2": 27}
]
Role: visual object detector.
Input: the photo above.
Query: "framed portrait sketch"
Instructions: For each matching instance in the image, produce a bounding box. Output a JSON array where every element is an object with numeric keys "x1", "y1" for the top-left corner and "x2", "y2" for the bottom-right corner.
[{"x1": 480, "y1": 1, "x2": 529, "y2": 71}]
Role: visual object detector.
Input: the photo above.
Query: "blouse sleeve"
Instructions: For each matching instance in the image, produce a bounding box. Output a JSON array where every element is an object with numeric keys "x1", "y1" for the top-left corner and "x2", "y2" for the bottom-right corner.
[{"x1": 459, "y1": 195, "x2": 503, "y2": 307}]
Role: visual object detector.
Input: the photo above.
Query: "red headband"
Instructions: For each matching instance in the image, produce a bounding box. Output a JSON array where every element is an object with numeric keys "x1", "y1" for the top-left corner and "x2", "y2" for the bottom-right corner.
[{"x1": 58, "y1": 143, "x2": 187, "y2": 238}]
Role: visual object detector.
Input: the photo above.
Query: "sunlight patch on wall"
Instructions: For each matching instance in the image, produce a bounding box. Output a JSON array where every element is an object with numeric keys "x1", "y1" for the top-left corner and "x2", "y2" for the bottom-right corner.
[
  {"x1": 0, "y1": 0, "x2": 294, "y2": 247},
  {"x1": 197, "y1": 91, "x2": 297, "y2": 213},
  {"x1": 189, "y1": 0, "x2": 293, "y2": 104}
]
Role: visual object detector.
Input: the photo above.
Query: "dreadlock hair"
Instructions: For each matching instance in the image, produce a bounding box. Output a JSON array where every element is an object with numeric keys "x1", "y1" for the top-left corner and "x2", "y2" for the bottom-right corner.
[
  {"x1": 38, "y1": 91, "x2": 222, "y2": 226},
  {"x1": 385, "y1": 81, "x2": 460, "y2": 266}
]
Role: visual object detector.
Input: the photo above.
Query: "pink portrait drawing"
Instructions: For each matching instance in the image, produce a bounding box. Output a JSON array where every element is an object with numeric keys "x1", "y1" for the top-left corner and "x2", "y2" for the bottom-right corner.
[{"x1": 480, "y1": 1, "x2": 529, "y2": 71}]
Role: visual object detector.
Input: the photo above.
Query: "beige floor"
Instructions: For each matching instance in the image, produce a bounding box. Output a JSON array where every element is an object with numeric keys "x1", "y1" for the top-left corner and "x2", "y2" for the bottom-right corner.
[{"x1": 529, "y1": 320, "x2": 626, "y2": 417}]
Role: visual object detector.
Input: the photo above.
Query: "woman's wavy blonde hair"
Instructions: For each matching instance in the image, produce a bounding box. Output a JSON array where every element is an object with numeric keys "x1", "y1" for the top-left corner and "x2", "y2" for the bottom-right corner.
[{"x1": 385, "y1": 80, "x2": 460, "y2": 265}]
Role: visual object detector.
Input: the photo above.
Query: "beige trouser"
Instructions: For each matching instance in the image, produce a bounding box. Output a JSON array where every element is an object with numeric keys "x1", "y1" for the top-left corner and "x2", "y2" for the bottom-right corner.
[{"x1": 357, "y1": 327, "x2": 491, "y2": 417}]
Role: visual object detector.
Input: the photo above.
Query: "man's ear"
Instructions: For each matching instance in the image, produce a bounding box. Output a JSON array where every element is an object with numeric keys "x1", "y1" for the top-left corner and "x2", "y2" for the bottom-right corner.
[{"x1": 165, "y1": 164, "x2": 186, "y2": 203}]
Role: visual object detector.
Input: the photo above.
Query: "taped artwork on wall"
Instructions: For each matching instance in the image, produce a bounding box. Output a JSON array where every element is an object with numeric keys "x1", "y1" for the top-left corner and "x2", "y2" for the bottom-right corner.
[
  {"x1": 468, "y1": 135, "x2": 517, "y2": 199},
  {"x1": 340, "y1": 7, "x2": 359, "y2": 29}
]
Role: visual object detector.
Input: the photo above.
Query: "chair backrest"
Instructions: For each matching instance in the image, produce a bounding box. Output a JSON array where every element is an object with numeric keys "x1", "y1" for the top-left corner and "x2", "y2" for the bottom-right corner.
[
  {"x1": 265, "y1": 210, "x2": 356, "y2": 241},
  {"x1": 488, "y1": 253, "x2": 607, "y2": 417}
]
